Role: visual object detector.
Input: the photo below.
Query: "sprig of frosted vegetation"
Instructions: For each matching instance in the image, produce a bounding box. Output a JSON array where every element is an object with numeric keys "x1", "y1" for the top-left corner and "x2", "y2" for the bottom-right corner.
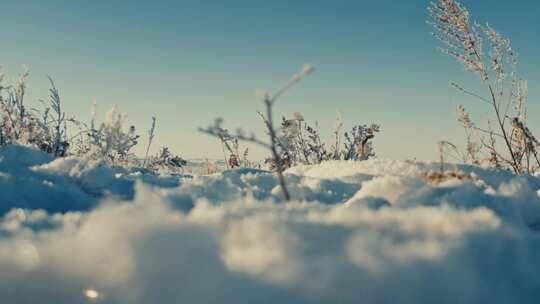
[
  {"x1": 199, "y1": 118, "x2": 253, "y2": 170},
  {"x1": 278, "y1": 113, "x2": 380, "y2": 166},
  {"x1": 145, "y1": 146, "x2": 187, "y2": 172},
  {"x1": 429, "y1": 0, "x2": 538, "y2": 174},
  {"x1": 85, "y1": 105, "x2": 140, "y2": 165},
  {"x1": 143, "y1": 116, "x2": 157, "y2": 168},
  {"x1": 0, "y1": 67, "x2": 71, "y2": 156},
  {"x1": 201, "y1": 65, "x2": 316, "y2": 201},
  {"x1": 201, "y1": 64, "x2": 382, "y2": 200},
  {"x1": 0, "y1": 69, "x2": 187, "y2": 171}
]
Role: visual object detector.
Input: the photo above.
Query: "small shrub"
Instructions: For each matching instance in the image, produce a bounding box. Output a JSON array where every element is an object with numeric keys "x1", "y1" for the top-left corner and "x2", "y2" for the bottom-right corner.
[
  {"x1": 276, "y1": 112, "x2": 380, "y2": 167},
  {"x1": 85, "y1": 105, "x2": 140, "y2": 166},
  {"x1": 342, "y1": 124, "x2": 380, "y2": 161},
  {"x1": 146, "y1": 146, "x2": 187, "y2": 172},
  {"x1": 0, "y1": 68, "x2": 71, "y2": 156}
]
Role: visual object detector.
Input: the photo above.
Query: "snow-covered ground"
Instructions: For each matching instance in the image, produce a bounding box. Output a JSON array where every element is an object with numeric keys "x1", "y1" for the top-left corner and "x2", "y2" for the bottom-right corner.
[{"x1": 1, "y1": 145, "x2": 540, "y2": 303}]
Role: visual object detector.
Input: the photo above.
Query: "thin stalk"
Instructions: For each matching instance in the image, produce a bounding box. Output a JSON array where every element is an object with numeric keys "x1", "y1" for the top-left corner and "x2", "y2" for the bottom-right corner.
[{"x1": 265, "y1": 97, "x2": 290, "y2": 201}]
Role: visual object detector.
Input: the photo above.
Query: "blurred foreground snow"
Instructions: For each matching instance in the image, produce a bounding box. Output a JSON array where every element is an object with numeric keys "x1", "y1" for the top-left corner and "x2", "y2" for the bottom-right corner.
[{"x1": 1, "y1": 145, "x2": 539, "y2": 303}]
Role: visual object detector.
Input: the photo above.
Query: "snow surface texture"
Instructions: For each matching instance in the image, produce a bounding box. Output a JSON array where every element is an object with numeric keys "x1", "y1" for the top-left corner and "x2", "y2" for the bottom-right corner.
[{"x1": 1, "y1": 145, "x2": 540, "y2": 303}]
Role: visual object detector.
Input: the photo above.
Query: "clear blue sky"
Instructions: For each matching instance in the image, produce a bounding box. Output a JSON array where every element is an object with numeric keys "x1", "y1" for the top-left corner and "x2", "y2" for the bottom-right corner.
[{"x1": 2, "y1": 0, "x2": 539, "y2": 160}]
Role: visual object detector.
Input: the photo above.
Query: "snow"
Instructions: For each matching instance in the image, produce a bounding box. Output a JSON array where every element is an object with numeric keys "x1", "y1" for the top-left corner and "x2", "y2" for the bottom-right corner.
[{"x1": 1, "y1": 145, "x2": 539, "y2": 303}]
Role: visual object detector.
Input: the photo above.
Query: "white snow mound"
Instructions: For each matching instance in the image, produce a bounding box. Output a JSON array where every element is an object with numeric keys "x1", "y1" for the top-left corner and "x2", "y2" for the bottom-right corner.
[{"x1": 0, "y1": 145, "x2": 539, "y2": 303}]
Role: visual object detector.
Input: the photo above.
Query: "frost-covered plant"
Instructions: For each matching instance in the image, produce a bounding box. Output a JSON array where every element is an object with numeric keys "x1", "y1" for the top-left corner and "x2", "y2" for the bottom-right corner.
[
  {"x1": 35, "y1": 77, "x2": 71, "y2": 157},
  {"x1": 331, "y1": 111, "x2": 344, "y2": 160},
  {"x1": 224, "y1": 109, "x2": 381, "y2": 170},
  {"x1": 279, "y1": 113, "x2": 318, "y2": 165},
  {"x1": 343, "y1": 124, "x2": 380, "y2": 161},
  {"x1": 0, "y1": 67, "x2": 41, "y2": 146},
  {"x1": 146, "y1": 146, "x2": 187, "y2": 172},
  {"x1": 201, "y1": 65, "x2": 315, "y2": 201},
  {"x1": 454, "y1": 105, "x2": 481, "y2": 164},
  {"x1": 143, "y1": 116, "x2": 156, "y2": 168},
  {"x1": 199, "y1": 118, "x2": 249, "y2": 169},
  {"x1": 429, "y1": 0, "x2": 537, "y2": 174},
  {"x1": 305, "y1": 122, "x2": 328, "y2": 163},
  {"x1": 86, "y1": 106, "x2": 140, "y2": 165},
  {"x1": 0, "y1": 67, "x2": 163, "y2": 170},
  {"x1": 0, "y1": 68, "x2": 71, "y2": 156},
  {"x1": 205, "y1": 111, "x2": 380, "y2": 173},
  {"x1": 277, "y1": 113, "x2": 380, "y2": 165}
]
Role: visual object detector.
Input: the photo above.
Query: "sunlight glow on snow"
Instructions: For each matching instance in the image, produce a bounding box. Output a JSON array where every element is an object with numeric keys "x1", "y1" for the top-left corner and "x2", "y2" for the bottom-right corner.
[{"x1": 83, "y1": 289, "x2": 102, "y2": 301}]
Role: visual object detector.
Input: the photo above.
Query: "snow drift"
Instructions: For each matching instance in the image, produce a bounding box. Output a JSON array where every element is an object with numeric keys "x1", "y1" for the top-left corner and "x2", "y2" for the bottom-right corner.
[{"x1": 1, "y1": 145, "x2": 539, "y2": 303}]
